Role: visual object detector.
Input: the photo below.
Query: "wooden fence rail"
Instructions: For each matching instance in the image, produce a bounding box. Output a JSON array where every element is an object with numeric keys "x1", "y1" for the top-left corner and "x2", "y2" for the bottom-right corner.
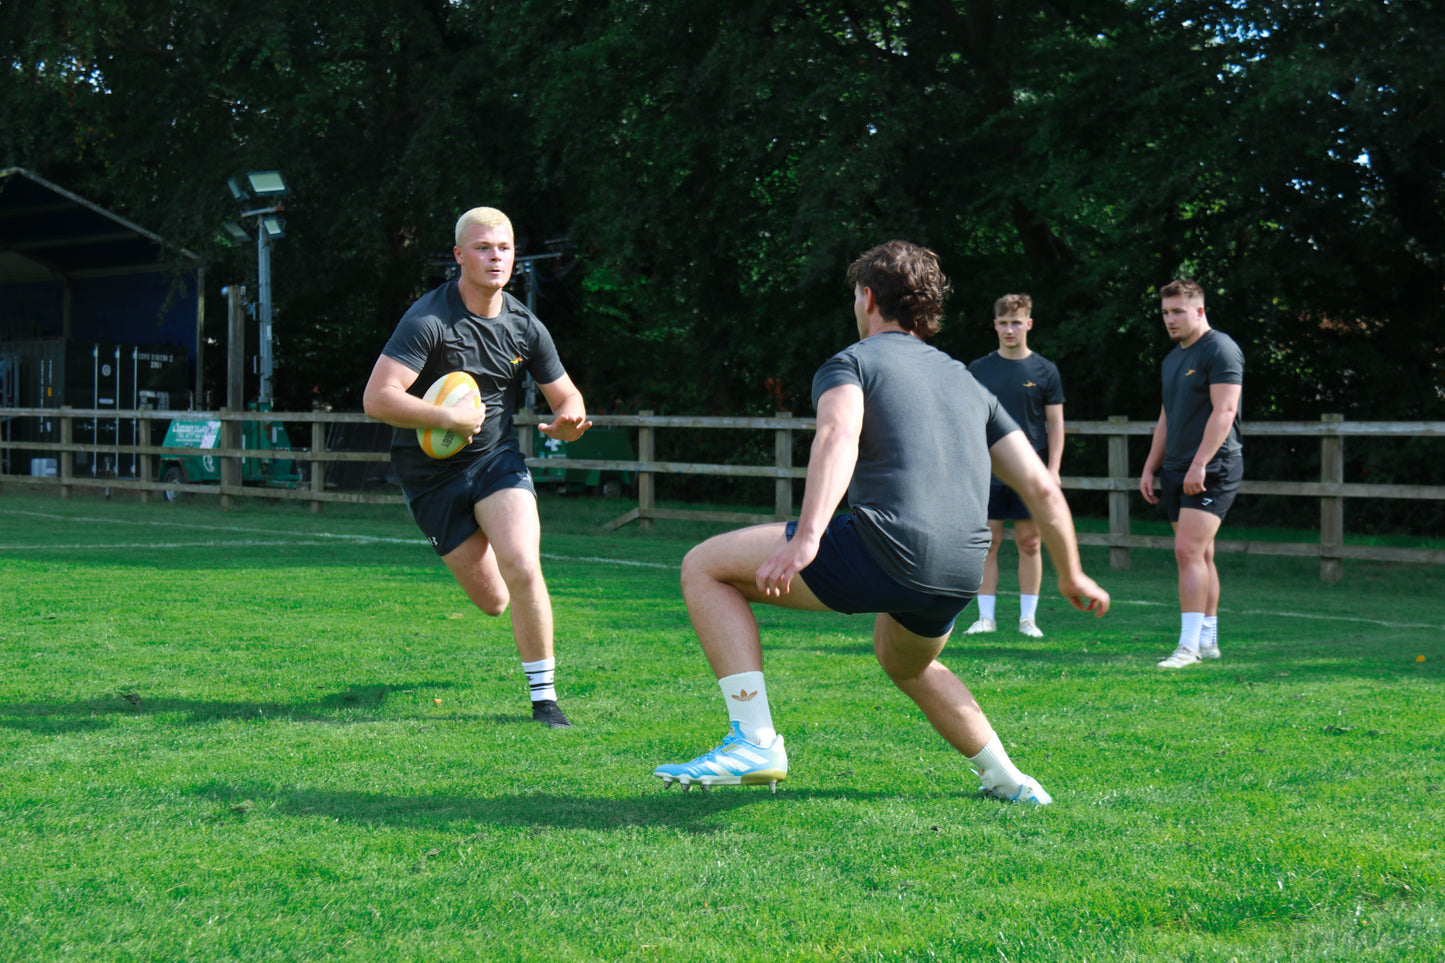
[{"x1": 2, "y1": 406, "x2": 1442, "y2": 581}]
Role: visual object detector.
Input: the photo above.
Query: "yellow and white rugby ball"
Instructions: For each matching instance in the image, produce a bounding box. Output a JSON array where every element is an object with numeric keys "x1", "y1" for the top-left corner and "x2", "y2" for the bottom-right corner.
[{"x1": 417, "y1": 371, "x2": 483, "y2": 459}]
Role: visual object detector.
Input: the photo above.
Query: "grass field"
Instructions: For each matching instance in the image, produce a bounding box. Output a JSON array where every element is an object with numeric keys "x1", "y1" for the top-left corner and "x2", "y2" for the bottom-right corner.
[{"x1": 1, "y1": 489, "x2": 1441, "y2": 962}]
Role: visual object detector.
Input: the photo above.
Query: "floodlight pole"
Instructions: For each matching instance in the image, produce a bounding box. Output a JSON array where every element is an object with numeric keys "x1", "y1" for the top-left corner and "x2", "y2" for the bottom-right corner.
[{"x1": 257, "y1": 226, "x2": 274, "y2": 409}]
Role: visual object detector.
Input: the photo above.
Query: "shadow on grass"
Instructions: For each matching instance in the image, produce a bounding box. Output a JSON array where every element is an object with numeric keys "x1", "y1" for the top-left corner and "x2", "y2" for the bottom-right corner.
[
  {"x1": 189, "y1": 780, "x2": 979, "y2": 835},
  {"x1": 0, "y1": 681, "x2": 460, "y2": 734}
]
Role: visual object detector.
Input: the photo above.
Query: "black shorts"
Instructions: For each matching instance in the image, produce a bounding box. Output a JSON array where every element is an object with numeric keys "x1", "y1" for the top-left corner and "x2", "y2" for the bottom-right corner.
[
  {"x1": 1160, "y1": 452, "x2": 1243, "y2": 523},
  {"x1": 402, "y1": 444, "x2": 536, "y2": 556},
  {"x1": 787, "y1": 515, "x2": 974, "y2": 639},
  {"x1": 986, "y1": 480, "x2": 1031, "y2": 521}
]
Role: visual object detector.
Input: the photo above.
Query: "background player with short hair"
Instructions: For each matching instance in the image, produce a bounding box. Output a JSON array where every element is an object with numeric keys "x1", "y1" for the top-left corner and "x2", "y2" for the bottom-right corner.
[
  {"x1": 1139, "y1": 279, "x2": 1244, "y2": 669},
  {"x1": 964, "y1": 293, "x2": 1066, "y2": 639},
  {"x1": 363, "y1": 207, "x2": 592, "y2": 726}
]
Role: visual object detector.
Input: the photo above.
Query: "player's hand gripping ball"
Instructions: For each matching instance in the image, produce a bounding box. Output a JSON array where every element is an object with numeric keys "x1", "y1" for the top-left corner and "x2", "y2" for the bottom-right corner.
[{"x1": 417, "y1": 371, "x2": 483, "y2": 459}]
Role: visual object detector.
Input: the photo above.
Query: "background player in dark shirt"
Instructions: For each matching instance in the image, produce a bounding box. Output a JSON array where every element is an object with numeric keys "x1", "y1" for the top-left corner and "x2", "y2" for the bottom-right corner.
[
  {"x1": 1139, "y1": 279, "x2": 1245, "y2": 669},
  {"x1": 963, "y1": 294, "x2": 1065, "y2": 639}
]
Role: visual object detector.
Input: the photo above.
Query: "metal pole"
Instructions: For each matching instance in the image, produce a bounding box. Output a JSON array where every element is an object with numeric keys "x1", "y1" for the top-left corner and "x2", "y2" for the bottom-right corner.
[{"x1": 258, "y1": 227, "x2": 274, "y2": 408}]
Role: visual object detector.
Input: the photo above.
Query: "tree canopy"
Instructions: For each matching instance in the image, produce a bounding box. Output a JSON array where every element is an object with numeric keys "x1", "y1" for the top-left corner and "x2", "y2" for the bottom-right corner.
[{"x1": 3, "y1": 0, "x2": 1442, "y2": 431}]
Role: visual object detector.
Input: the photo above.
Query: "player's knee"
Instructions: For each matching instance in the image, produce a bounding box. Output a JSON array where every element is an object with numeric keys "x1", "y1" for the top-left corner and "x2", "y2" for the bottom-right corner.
[
  {"x1": 1016, "y1": 532, "x2": 1041, "y2": 555},
  {"x1": 474, "y1": 593, "x2": 509, "y2": 617},
  {"x1": 679, "y1": 543, "x2": 718, "y2": 595}
]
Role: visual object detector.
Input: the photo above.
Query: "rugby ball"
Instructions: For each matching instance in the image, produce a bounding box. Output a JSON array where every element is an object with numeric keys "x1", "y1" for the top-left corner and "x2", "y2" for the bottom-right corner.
[{"x1": 417, "y1": 371, "x2": 483, "y2": 459}]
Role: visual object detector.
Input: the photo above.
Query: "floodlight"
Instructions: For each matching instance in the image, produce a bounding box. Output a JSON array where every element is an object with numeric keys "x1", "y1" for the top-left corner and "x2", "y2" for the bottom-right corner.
[
  {"x1": 246, "y1": 170, "x2": 288, "y2": 197},
  {"x1": 226, "y1": 177, "x2": 249, "y2": 202},
  {"x1": 259, "y1": 214, "x2": 286, "y2": 239},
  {"x1": 222, "y1": 221, "x2": 249, "y2": 241}
]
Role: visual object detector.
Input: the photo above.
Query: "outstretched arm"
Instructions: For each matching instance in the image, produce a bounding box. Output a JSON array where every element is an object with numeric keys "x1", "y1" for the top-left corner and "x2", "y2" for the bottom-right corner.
[
  {"x1": 537, "y1": 373, "x2": 593, "y2": 442},
  {"x1": 990, "y1": 431, "x2": 1110, "y2": 616},
  {"x1": 755, "y1": 384, "x2": 863, "y2": 597}
]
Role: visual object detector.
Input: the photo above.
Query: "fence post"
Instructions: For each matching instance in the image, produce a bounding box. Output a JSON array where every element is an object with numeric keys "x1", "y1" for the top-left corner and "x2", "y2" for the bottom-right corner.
[
  {"x1": 637, "y1": 410, "x2": 655, "y2": 530},
  {"x1": 59, "y1": 407, "x2": 73, "y2": 500},
  {"x1": 774, "y1": 411, "x2": 793, "y2": 520},
  {"x1": 310, "y1": 412, "x2": 326, "y2": 514},
  {"x1": 1320, "y1": 412, "x2": 1345, "y2": 583},
  {"x1": 138, "y1": 411, "x2": 153, "y2": 505},
  {"x1": 220, "y1": 413, "x2": 241, "y2": 509},
  {"x1": 1107, "y1": 415, "x2": 1131, "y2": 571},
  {"x1": 517, "y1": 411, "x2": 534, "y2": 459}
]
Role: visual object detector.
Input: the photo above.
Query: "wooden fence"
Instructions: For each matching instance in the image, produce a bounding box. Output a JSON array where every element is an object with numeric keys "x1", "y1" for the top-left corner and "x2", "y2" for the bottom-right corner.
[{"x1": 2, "y1": 406, "x2": 1442, "y2": 581}]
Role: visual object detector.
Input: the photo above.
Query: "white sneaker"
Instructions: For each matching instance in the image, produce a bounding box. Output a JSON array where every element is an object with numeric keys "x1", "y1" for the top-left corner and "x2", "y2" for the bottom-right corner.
[
  {"x1": 1198, "y1": 641, "x2": 1221, "y2": 660},
  {"x1": 1157, "y1": 645, "x2": 1202, "y2": 669},
  {"x1": 964, "y1": 618, "x2": 996, "y2": 635},
  {"x1": 1018, "y1": 618, "x2": 1043, "y2": 638},
  {"x1": 979, "y1": 776, "x2": 1053, "y2": 806}
]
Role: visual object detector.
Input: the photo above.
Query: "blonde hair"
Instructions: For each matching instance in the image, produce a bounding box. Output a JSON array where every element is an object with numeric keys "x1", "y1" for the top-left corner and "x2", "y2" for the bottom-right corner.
[{"x1": 454, "y1": 207, "x2": 513, "y2": 245}]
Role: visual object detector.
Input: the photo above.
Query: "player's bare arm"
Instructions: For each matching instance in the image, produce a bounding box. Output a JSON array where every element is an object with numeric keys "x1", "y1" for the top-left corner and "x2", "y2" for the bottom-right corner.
[
  {"x1": 1183, "y1": 382, "x2": 1242, "y2": 495},
  {"x1": 755, "y1": 384, "x2": 863, "y2": 598},
  {"x1": 1045, "y1": 402, "x2": 1065, "y2": 485},
  {"x1": 363, "y1": 355, "x2": 482, "y2": 438},
  {"x1": 536, "y1": 374, "x2": 592, "y2": 442},
  {"x1": 989, "y1": 431, "x2": 1111, "y2": 617},
  {"x1": 1138, "y1": 407, "x2": 1167, "y2": 504}
]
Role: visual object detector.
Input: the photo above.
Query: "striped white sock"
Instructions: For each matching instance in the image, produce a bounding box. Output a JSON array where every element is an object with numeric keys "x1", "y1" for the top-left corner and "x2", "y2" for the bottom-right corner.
[
  {"x1": 1202, "y1": 616, "x2": 1218, "y2": 646},
  {"x1": 718, "y1": 671, "x2": 776, "y2": 746},
  {"x1": 522, "y1": 657, "x2": 557, "y2": 703}
]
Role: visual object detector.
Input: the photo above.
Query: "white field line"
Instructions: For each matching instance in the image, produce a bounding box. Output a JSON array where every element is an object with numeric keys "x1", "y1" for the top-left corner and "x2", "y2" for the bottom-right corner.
[{"x1": 1, "y1": 509, "x2": 1437, "y2": 626}]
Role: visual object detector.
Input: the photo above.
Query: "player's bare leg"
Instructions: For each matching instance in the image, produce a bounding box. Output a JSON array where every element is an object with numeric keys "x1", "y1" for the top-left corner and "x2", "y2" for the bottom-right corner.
[
  {"x1": 965, "y1": 521, "x2": 1004, "y2": 634},
  {"x1": 1014, "y1": 517, "x2": 1045, "y2": 637},
  {"x1": 1159, "y1": 509, "x2": 1223, "y2": 668},
  {"x1": 680, "y1": 523, "x2": 830, "y2": 678},
  {"x1": 873, "y1": 614, "x2": 1050, "y2": 804},
  {"x1": 473, "y1": 487, "x2": 553, "y2": 662},
  {"x1": 442, "y1": 531, "x2": 509, "y2": 616},
  {"x1": 655, "y1": 524, "x2": 827, "y2": 791}
]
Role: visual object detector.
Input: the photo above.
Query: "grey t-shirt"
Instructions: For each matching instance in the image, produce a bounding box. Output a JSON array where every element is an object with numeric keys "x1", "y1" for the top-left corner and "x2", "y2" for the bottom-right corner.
[
  {"x1": 812, "y1": 331, "x2": 1020, "y2": 595},
  {"x1": 966, "y1": 351, "x2": 1064, "y2": 458},
  {"x1": 381, "y1": 282, "x2": 567, "y2": 486},
  {"x1": 1161, "y1": 329, "x2": 1244, "y2": 470}
]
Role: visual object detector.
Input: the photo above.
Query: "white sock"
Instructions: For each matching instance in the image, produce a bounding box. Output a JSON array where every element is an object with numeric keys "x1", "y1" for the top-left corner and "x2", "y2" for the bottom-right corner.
[
  {"x1": 521, "y1": 657, "x2": 557, "y2": 703},
  {"x1": 976, "y1": 595, "x2": 997, "y2": 621},
  {"x1": 1178, "y1": 613, "x2": 1205, "y2": 653},
  {"x1": 1202, "y1": 616, "x2": 1218, "y2": 646},
  {"x1": 966, "y1": 732, "x2": 1027, "y2": 792},
  {"x1": 1019, "y1": 594, "x2": 1039, "y2": 621},
  {"x1": 718, "y1": 671, "x2": 776, "y2": 746}
]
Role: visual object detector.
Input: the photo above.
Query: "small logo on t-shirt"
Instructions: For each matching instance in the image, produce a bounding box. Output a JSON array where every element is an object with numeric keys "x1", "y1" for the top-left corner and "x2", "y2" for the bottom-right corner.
[
  {"x1": 1185, "y1": 368, "x2": 1196, "y2": 376},
  {"x1": 1022, "y1": 380, "x2": 1038, "y2": 388},
  {"x1": 512, "y1": 355, "x2": 523, "y2": 364}
]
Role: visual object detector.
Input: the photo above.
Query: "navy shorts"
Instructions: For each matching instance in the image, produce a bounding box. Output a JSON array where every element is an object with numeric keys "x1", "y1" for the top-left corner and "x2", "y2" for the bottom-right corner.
[
  {"x1": 986, "y1": 480, "x2": 1031, "y2": 521},
  {"x1": 1160, "y1": 452, "x2": 1243, "y2": 523},
  {"x1": 402, "y1": 444, "x2": 536, "y2": 556},
  {"x1": 787, "y1": 515, "x2": 974, "y2": 639}
]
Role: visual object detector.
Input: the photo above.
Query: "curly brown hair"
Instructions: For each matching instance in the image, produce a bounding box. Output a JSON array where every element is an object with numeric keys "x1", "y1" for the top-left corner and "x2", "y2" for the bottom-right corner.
[{"x1": 846, "y1": 240, "x2": 952, "y2": 339}]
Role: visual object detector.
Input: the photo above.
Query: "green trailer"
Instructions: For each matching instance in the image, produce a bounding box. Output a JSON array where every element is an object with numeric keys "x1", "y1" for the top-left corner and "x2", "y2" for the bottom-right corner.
[
  {"x1": 158, "y1": 415, "x2": 302, "y2": 502},
  {"x1": 530, "y1": 425, "x2": 636, "y2": 497}
]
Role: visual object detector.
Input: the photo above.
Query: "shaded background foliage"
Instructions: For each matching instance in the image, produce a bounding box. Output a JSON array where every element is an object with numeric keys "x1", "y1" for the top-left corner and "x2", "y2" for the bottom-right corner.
[{"x1": 3, "y1": 0, "x2": 1442, "y2": 526}]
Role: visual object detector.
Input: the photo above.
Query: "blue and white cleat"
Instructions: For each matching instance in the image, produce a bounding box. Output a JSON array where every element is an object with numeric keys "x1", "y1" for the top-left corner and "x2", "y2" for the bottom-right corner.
[
  {"x1": 654, "y1": 722, "x2": 788, "y2": 793},
  {"x1": 976, "y1": 774, "x2": 1053, "y2": 806}
]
